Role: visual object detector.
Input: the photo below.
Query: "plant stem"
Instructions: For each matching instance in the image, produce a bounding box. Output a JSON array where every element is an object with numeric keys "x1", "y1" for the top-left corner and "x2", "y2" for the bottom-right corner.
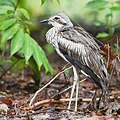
[
  {"x1": 0, "y1": 59, "x2": 20, "y2": 79},
  {"x1": 13, "y1": 0, "x2": 21, "y2": 14},
  {"x1": 108, "y1": 1, "x2": 114, "y2": 36}
]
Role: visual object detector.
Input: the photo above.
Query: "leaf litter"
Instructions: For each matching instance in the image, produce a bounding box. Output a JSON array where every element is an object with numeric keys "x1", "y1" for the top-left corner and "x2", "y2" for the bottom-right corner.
[{"x1": 0, "y1": 39, "x2": 120, "y2": 119}]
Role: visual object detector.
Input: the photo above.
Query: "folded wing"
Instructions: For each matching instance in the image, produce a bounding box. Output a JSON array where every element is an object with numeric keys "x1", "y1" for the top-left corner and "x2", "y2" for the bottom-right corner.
[{"x1": 57, "y1": 26, "x2": 108, "y2": 88}]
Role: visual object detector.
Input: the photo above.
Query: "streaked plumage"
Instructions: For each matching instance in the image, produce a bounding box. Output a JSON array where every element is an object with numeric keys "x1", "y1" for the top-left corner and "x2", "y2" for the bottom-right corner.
[{"x1": 41, "y1": 12, "x2": 109, "y2": 111}]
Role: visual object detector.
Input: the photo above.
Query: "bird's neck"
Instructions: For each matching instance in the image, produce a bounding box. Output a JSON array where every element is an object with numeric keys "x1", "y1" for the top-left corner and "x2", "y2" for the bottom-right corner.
[{"x1": 46, "y1": 27, "x2": 61, "y2": 45}]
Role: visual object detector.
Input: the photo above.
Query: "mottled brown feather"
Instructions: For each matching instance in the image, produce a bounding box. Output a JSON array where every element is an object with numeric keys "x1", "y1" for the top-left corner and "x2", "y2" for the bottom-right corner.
[{"x1": 58, "y1": 26, "x2": 107, "y2": 81}]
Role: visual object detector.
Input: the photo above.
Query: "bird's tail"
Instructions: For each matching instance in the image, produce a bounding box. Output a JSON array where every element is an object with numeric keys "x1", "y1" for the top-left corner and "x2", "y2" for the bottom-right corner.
[
  {"x1": 74, "y1": 60, "x2": 103, "y2": 89},
  {"x1": 65, "y1": 55, "x2": 103, "y2": 89},
  {"x1": 99, "y1": 58, "x2": 109, "y2": 87}
]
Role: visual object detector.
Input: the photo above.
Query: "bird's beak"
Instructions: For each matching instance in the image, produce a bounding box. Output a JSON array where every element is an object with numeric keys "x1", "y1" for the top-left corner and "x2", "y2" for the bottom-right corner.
[{"x1": 39, "y1": 19, "x2": 48, "y2": 23}]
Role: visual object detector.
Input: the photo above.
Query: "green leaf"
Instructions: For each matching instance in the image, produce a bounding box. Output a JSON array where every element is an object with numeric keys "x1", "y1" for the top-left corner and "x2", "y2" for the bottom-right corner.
[
  {"x1": 110, "y1": 7, "x2": 120, "y2": 11},
  {"x1": 7, "y1": 10, "x2": 14, "y2": 14},
  {"x1": 93, "y1": 20, "x2": 103, "y2": 26},
  {"x1": 32, "y1": 39, "x2": 54, "y2": 74},
  {"x1": 29, "y1": 57, "x2": 41, "y2": 80},
  {"x1": 45, "y1": 44, "x2": 54, "y2": 53},
  {"x1": 11, "y1": 57, "x2": 25, "y2": 73},
  {"x1": 0, "y1": 14, "x2": 9, "y2": 21},
  {"x1": 32, "y1": 40, "x2": 43, "y2": 70},
  {"x1": 11, "y1": 0, "x2": 16, "y2": 6},
  {"x1": 0, "y1": 18, "x2": 16, "y2": 30},
  {"x1": 86, "y1": 0, "x2": 107, "y2": 9},
  {"x1": 10, "y1": 28, "x2": 24, "y2": 56},
  {"x1": 96, "y1": 32, "x2": 109, "y2": 38},
  {"x1": 105, "y1": 13, "x2": 112, "y2": 19},
  {"x1": 24, "y1": 20, "x2": 33, "y2": 25},
  {"x1": 1, "y1": 23, "x2": 19, "y2": 45},
  {"x1": 0, "y1": 0, "x2": 15, "y2": 7},
  {"x1": 42, "y1": 52, "x2": 54, "y2": 74},
  {"x1": 113, "y1": 22, "x2": 120, "y2": 27},
  {"x1": 41, "y1": 0, "x2": 46, "y2": 5},
  {"x1": 116, "y1": 1, "x2": 120, "y2": 5},
  {"x1": 22, "y1": 33, "x2": 34, "y2": 62},
  {"x1": 56, "y1": 0, "x2": 60, "y2": 4},
  {"x1": 0, "y1": 60, "x2": 12, "y2": 66},
  {"x1": 109, "y1": 27, "x2": 115, "y2": 36},
  {"x1": 19, "y1": 8, "x2": 30, "y2": 20}
]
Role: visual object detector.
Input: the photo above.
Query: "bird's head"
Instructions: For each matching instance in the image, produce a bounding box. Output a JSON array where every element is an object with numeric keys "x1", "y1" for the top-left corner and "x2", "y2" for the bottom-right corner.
[{"x1": 40, "y1": 12, "x2": 73, "y2": 27}]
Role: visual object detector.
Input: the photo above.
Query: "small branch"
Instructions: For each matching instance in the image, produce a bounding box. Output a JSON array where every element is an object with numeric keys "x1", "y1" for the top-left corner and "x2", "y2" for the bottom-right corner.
[
  {"x1": 116, "y1": 36, "x2": 119, "y2": 59},
  {"x1": 109, "y1": 90, "x2": 120, "y2": 96},
  {"x1": 0, "y1": 59, "x2": 20, "y2": 79},
  {"x1": 106, "y1": 43, "x2": 110, "y2": 69},
  {"x1": 29, "y1": 95, "x2": 120, "y2": 110},
  {"x1": 52, "y1": 78, "x2": 86, "y2": 99},
  {"x1": 29, "y1": 99, "x2": 60, "y2": 110},
  {"x1": 29, "y1": 65, "x2": 73, "y2": 106}
]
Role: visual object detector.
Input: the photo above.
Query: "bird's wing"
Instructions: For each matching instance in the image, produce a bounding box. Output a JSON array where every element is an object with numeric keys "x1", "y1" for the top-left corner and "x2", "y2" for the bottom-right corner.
[
  {"x1": 57, "y1": 27, "x2": 108, "y2": 88},
  {"x1": 60, "y1": 26, "x2": 100, "y2": 51}
]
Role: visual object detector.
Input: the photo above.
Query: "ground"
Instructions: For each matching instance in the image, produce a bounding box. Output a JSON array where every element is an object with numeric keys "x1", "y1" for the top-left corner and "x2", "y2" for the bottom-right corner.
[{"x1": 0, "y1": 36, "x2": 120, "y2": 119}]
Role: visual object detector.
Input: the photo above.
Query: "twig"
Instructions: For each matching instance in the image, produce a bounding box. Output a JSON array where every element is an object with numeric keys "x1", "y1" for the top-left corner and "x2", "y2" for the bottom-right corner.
[
  {"x1": 29, "y1": 65, "x2": 73, "y2": 106},
  {"x1": 29, "y1": 95, "x2": 120, "y2": 110},
  {"x1": 29, "y1": 99, "x2": 60, "y2": 110},
  {"x1": 0, "y1": 59, "x2": 20, "y2": 79},
  {"x1": 106, "y1": 43, "x2": 110, "y2": 69},
  {"x1": 109, "y1": 90, "x2": 120, "y2": 95},
  {"x1": 52, "y1": 78, "x2": 86, "y2": 99},
  {"x1": 116, "y1": 36, "x2": 119, "y2": 59}
]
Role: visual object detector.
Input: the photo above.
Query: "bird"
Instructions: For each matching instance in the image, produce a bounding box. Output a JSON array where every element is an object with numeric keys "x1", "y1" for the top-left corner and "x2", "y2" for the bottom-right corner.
[{"x1": 40, "y1": 12, "x2": 109, "y2": 111}]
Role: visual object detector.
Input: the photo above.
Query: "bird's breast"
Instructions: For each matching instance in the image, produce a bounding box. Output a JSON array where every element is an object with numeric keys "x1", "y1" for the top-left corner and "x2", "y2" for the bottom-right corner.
[{"x1": 46, "y1": 27, "x2": 61, "y2": 48}]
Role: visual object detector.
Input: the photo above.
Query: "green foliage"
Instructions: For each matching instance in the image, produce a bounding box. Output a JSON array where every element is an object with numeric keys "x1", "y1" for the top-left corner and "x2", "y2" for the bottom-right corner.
[
  {"x1": 11, "y1": 28, "x2": 24, "y2": 56},
  {"x1": 40, "y1": 0, "x2": 60, "y2": 5},
  {"x1": 86, "y1": 0, "x2": 107, "y2": 9},
  {"x1": 41, "y1": 0, "x2": 46, "y2": 5},
  {"x1": 19, "y1": 8, "x2": 30, "y2": 20},
  {"x1": 0, "y1": 0, "x2": 15, "y2": 7},
  {"x1": 96, "y1": 32, "x2": 109, "y2": 38},
  {"x1": 45, "y1": 44, "x2": 54, "y2": 53},
  {"x1": 22, "y1": 33, "x2": 34, "y2": 62},
  {"x1": 0, "y1": 0, "x2": 54, "y2": 80},
  {"x1": 0, "y1": 18, "x2": 16, "y2": 30},
  {"x1": 1, "y1": 23, "x2": 20, "y2": 45},
  {"x1": 86, "y1": 0, "x2": 120, "y2": 38}
]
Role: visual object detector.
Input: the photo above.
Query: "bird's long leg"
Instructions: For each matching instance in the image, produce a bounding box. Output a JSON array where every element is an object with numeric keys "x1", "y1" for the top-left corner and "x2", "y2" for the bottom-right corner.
[
  {"x1": 102, "y1": 87, "x2": 108, "y2": 107},
  {"x1": 67, "y1": 66, "x2": 79, "y2": 111},
  {"x1": 75, "y1": 75, "x2": 79, "y2": 111}
]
